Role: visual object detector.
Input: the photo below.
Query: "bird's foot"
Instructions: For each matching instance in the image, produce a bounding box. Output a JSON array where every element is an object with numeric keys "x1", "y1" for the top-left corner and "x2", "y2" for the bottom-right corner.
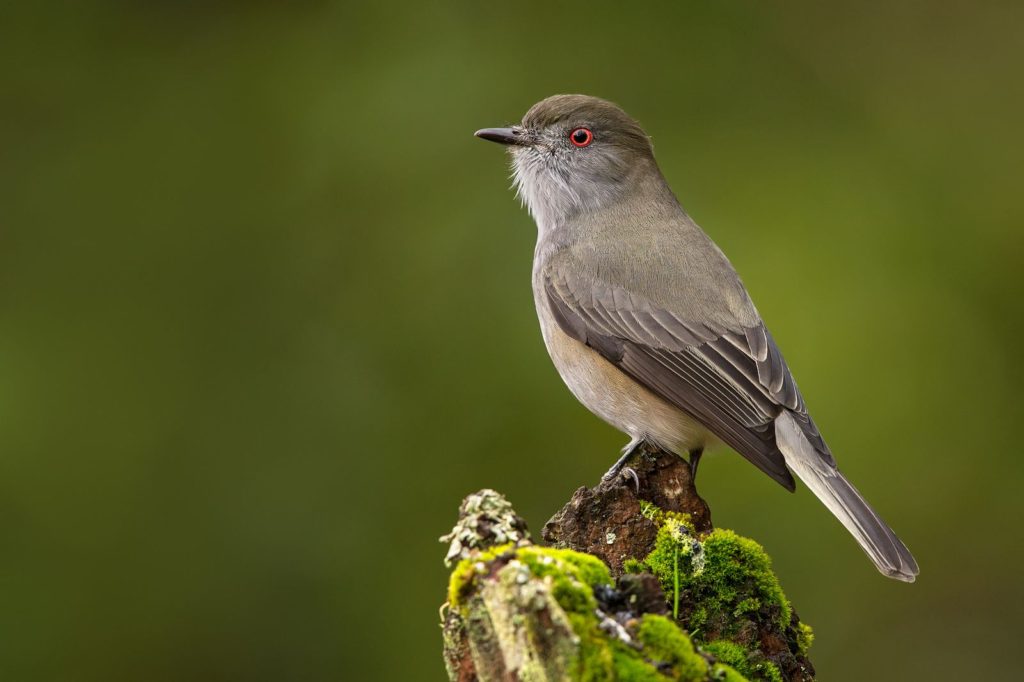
[
  {"x1": 600, "y1": 465, "x2": 640, "y2": 493},
  {"x1": 601, "y1": 438, "x2": 644, "y2": 492}
]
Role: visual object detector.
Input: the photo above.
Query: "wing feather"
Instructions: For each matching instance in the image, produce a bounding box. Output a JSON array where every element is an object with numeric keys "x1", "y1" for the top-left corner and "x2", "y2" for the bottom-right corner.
[{"x1": 544, "y1": 263, "x2": 832, "y2": 491}]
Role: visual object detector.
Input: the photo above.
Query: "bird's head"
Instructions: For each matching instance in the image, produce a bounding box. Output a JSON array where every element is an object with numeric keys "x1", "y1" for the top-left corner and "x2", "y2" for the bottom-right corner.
[{"x1": 475, "y1": 94, "x2": 655, "y2": 227}]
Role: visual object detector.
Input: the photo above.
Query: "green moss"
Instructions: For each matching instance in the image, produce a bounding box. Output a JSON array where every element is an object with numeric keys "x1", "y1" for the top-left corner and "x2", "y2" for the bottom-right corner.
[
  {"x1": 517, "y1": 545, "x2": 611, "y2": 615},
  {"x1": 446, "y1": 542, "x2": 750, "y2": 681},
  {"x1": 639, "y1": 499, "x2": 662, "y2": 521},
  {"x1": 637, "y1": 614, "x2": 708, "y2": 680},
  {"x1": 567, "y1": 611, "x2": 616, "y2": 680},
  {"x1": 637, "y1": 512, "x2": 699, "y2": 619},
  {"x1": 520, "y1": 545, "x2": 613, "y2": 589},
  {"x1": 446, "y1": 542, "x2": 515, "y2": 607},
  {"x1": 693, "y1": 530, "x2": 790, "y2": 632},
  {"x1": 703, "y1": 641, "x2": 782, "y2": 682},
  {"x1": 633, "y1": 521, "x2": 791, "y2": 635},
  {"x1": 705, "y1": 641, "x2": 749, "y2": 678},
  {"x1": 611, "y1": 649, "x2": 666, "y2": 682},
  {"x1": 796, "y1": 622, "x2": 814, "y2": 657},
  {"x1": 626, "y1": 502, "x2": 811, "y2": 680},
  {"x1": 704, "y1": 641, "x2": 746, "y2": 669},
  {"x1": 755, "y1": 662, "x2": 783, "y2": 682},
  {"x1": 711, "y1": 663, "x2": 749, "y2": 682},
  {"x1": 448, "y1": 543, "x2": 613, "y2": 617},
  {"x1": 562, "y1": 602, "x2": 729, "y2": 682}
]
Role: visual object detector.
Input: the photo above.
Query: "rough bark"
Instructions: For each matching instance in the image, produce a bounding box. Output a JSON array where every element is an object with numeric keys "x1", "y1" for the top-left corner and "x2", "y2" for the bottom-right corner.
[{"x1": 542, "y1": 442, "x2": 712, "y2": 576}]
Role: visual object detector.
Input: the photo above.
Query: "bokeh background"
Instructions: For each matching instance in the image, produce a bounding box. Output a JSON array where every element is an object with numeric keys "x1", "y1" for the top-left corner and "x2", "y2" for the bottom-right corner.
[{"x1": 2, "y1": 1, "x2": 1022, "y2": 680}]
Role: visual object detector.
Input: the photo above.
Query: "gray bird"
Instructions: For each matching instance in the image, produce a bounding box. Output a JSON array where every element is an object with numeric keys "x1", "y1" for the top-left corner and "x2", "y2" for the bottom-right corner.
[{"x1": 475, "y1": 94, "x2": 918, "y2": 582}]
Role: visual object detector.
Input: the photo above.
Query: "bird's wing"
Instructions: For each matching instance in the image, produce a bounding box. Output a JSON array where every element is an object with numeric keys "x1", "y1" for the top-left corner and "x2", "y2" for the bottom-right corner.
[{"x1": 544, "y1": 257, "x2": 834, "y2": 491}]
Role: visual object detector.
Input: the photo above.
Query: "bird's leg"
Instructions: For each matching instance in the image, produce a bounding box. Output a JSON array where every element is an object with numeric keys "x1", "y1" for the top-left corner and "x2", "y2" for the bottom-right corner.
[
  {"x1": 602, "y1": 438, "x2": 645, "y2": 489},
  {"x1": 688, "y1": 447, "x2": 704, "y2": 481}
]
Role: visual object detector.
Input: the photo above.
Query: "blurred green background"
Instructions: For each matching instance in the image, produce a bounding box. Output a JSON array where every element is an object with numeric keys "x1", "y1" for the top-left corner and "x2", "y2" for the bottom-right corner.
[{"x1": 2, "y1": 1, "x2": 1022, "y2": 680}]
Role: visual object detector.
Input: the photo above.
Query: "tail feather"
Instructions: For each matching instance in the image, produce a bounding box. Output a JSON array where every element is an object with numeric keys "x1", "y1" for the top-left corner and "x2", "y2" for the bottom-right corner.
[{"x1": 775, "y1": 411, "x2": 919, "y2": 582}]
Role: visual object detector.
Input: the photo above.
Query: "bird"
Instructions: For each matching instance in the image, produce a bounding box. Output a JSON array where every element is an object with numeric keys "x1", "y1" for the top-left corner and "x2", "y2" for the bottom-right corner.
[{"x1": 474, "y1": 94, "x2": 918, "y2": 582}]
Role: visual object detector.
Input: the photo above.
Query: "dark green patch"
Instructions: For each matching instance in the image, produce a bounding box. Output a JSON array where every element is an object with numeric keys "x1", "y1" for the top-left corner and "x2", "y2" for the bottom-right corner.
[
  {"x1": 686, "y1": 529, "x2": 791, "y2": 634},
  {"x1": 636, "y1": 614, "x2": 709, "y2": 680},
  {"x1": 704, "y1": 640, "x2": 782, "y2": 682},
  {"x1": 626, "y1": 502, "x2": 812, "y2": 680}
]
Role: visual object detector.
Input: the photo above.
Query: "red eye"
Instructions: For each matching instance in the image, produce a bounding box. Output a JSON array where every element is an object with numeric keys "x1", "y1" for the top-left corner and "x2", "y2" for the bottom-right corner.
[{"x1": 569, "y1": 127, "x2": 593, "y2": 147}]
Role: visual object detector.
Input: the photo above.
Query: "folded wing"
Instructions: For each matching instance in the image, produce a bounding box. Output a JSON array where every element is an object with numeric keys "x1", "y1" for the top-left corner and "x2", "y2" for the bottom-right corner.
[{"x1": 543, "y1": 259, "x2": 835, "y2": 491}]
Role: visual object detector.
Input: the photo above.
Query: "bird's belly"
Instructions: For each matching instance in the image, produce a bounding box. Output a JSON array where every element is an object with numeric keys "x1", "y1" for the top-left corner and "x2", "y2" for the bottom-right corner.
[{"x1": 535, "y1": 300, "x2": 710, "y2": 455}]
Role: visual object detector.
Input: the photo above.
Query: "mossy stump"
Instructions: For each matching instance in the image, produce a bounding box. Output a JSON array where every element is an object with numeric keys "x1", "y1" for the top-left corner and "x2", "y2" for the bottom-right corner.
[{"x1": 441, "y1": 447, "x2": 815, "y2": 681}]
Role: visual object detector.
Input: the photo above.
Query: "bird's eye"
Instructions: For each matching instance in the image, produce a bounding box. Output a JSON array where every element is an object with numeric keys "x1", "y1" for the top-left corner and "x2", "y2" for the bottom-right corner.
[{"x1": 569, "y1": 127, "x2": 593, "y2": 147}]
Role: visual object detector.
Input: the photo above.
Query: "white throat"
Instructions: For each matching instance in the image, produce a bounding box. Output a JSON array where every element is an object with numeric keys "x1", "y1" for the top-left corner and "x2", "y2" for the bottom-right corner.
[
  {"x1": 511, "y1": 147, "x2": 633, "y2": 236},
  {"x1": 511, "y1": 150, "x2": 583, "y2": 234}
]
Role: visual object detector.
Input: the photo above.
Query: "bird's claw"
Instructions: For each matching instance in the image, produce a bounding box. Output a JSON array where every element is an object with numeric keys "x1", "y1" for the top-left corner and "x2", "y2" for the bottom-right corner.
[
  {"x1": 622, "y1": 466, "x2": 640, "y2": 493},
  {"x1": 603, "y1": 465, "x2": 640, "y2": 493}
]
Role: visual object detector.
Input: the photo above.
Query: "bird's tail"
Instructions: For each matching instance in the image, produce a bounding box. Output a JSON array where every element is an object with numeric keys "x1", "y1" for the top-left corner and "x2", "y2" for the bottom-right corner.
[{"x1": 775, "y1": 411, "x2": 919, "y2": 582}]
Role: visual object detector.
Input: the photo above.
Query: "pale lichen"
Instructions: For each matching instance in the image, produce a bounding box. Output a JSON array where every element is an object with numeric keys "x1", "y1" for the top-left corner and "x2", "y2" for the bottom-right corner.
[{"x1": 439, "y1": 488, "x2": 530, "y2": 567}]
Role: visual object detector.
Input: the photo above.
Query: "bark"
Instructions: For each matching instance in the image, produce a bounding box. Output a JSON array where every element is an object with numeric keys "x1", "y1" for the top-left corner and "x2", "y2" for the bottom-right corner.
[{"x1": 542, "y1": 442, "x2": 712, "y2": 576}]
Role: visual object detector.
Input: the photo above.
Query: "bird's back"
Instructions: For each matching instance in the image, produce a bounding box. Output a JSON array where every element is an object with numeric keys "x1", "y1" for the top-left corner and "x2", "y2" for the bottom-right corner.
[{"x1": 536, "y1": 162, "x2": 761, "y2": 335}]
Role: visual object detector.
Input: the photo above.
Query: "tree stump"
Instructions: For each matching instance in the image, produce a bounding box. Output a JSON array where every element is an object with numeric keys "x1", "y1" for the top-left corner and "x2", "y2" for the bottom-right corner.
[{"x1": 441, "y1": 446, "x2": 815, "y2": 681}]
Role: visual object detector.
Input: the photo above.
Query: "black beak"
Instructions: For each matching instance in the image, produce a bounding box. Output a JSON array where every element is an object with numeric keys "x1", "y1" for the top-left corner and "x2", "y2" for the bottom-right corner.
[{"x1": 474, "y1": 127, "x2": 531, "y2": 146}]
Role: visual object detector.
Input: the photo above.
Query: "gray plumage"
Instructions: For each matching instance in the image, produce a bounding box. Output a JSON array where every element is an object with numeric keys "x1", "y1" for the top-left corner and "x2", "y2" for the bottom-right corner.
[{"x1": 476, "y1": 94, "x2": 919, "y2": 582}]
